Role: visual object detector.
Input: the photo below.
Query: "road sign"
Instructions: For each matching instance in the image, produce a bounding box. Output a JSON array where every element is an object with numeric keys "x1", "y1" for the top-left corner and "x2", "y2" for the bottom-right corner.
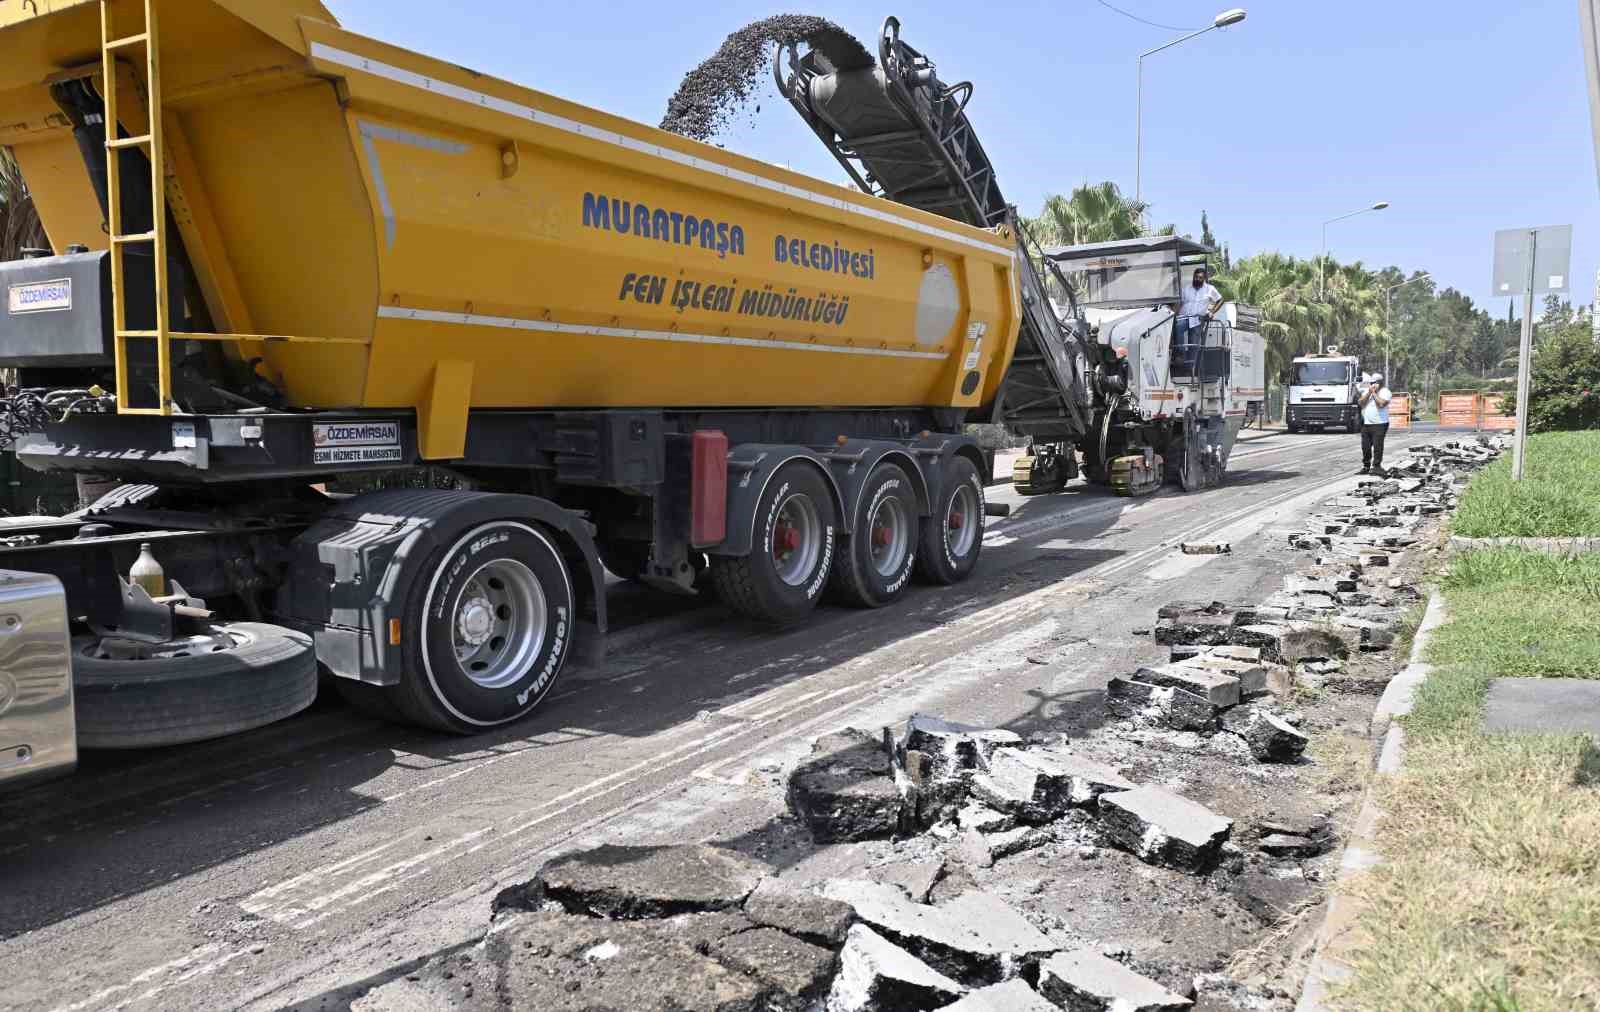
[
  {"x1": 1492, "y1": 225, "x2": 1571, "y2": 296},
  {"x1": 1493, "y1": 225, "x2": 1574, "y2": 480}
]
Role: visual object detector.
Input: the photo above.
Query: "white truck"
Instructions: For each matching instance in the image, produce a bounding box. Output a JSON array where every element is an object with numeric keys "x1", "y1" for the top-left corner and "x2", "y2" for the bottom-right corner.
[{"x1": 1286, "y1": 351, "x2": 1362, "y2": 433}]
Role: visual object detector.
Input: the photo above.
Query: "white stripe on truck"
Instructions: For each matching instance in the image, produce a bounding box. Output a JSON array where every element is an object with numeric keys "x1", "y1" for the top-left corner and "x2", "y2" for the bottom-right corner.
[
  {"x1": 309, "y1": 42, "x2": 1008, "y2": 256},
  {"x1": 377, "y1": 304, "x2": 950, "y2": 360}
]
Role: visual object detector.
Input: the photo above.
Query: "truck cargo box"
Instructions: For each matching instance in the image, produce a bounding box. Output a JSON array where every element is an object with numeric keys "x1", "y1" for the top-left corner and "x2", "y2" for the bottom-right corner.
[{"x1": 0, "y1": 0, "x2": 1024, "y2": 458}]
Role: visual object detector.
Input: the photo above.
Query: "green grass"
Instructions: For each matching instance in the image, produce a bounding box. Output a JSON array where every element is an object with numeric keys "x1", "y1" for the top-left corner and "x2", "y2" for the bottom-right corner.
[
  {"x1": 1334, "y1": 550, "x2": 1600, "y2": 1010},
  {"x1": 1452, "y1": 431, "x2": 1600, "y2": 538}
]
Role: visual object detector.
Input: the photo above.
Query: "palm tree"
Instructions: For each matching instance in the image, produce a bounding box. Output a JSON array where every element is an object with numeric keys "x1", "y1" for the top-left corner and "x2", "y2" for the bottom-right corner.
[
  {"x1": 1, "y1": 147, "x2": 47, "y2": 261},
  {"x1": 1026, "y1": 182, "x2": 1157, "y2": 246}
]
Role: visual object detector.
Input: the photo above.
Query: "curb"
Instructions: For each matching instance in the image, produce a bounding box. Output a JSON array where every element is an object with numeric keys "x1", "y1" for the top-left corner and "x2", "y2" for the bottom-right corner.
[
  {"x1": 1448, "y1": 535, "x2": 1600, "y2": 556},
  {"x1": 1295, "y1": 588, "x2": 1448, "y2": 1012}
]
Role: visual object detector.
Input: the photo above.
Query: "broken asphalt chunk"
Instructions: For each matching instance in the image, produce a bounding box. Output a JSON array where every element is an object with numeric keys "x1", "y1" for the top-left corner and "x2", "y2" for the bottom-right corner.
[
  {"x1": 1104, "y1": 677, "x2": 1217, "y2": 733},
  {"x1": 822, "y1": 882, "x2": 1056, "y2": 984},
  {"x1": 743, "y1": 878, "x2": 857, "y2": 945},
  {"x1": 713, "y1": 926, "x2": 837, "y2": 1010},
  {"x1": 900, "y1": 715, "x2": 1022, "y2": 774},
  {"x1": 1258, "y1": 833, "x2": 1321, "y2": 857},
  {"x1": 1037, "y1": 949, "x2": 1193, "y2": 1011},
  {"x1": 1218, "y1": 708, "x2": 1309, "y2": 763},
  {"x1": 827, "y1": 924, "x2": 965, "y2": 1012},
  {"x1": 944, "y1": 978, "x2": 1058, "y2": 1011},
  {"x1": 1098, "y1": 786, "x2": 1232, "y2": 871},
  {"x1": 788, "y1": 729, "x2": 904, "y2": 843},
  {"x1": 1179, "y1": 542, "x2": 1231, "y2": 555},
  {"x1": 1169, "y1": 643, "x2": 1261, "y2": 664},
  {"x1": 1134, "y1": 663, "x2": 1241, "y2": 708},
  {"x1": 985, "y1": 747, "x2": 1136, "y2": 813},
  {"x1": 1230, "y1": 622, "x2": 1352, "y2": 664},
  {"x1": 492, "y1": 910, "x2": 776, "y2": 1011},
  {"x1": 533, "y1": 843, "x2": 770, "y2": 919}
]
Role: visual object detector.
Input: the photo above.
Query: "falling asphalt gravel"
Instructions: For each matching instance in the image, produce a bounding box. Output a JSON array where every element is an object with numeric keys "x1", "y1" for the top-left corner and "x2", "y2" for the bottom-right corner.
[{"x1": 660, "y1": 14, "x2": 873, "y2": 141}]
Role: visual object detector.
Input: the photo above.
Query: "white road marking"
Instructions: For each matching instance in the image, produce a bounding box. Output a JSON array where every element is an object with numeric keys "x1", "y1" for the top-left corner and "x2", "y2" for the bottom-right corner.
[{"x1": 53, "y1": 434, "x2": 1413, "y2": 1009}]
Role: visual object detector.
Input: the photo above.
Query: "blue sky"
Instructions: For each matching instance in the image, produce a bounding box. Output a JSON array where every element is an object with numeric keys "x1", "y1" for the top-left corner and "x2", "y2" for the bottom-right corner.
[{"x1": 330, "y1": 0, "x2": 1598, "y2": 317}]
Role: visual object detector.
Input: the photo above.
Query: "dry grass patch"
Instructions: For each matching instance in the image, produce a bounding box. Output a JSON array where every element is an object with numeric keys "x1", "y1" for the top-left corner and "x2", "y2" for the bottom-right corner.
[{"x1": 1333, "y1": 549, "x2": 1600, "y2": 1010}]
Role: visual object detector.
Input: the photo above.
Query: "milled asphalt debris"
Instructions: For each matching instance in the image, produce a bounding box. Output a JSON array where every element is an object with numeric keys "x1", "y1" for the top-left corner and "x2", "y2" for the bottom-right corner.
[{"x1": 660, "y1": 15, "x2": 873, "y2": 141}]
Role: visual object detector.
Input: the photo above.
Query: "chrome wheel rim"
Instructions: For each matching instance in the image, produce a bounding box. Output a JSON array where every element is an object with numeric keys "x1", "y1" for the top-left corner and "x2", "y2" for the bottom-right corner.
[
  {"x1": 81, "y1": 630, "x2": 242, "y2": 661},
  {"x1": 772, "y1": 492, "x2": 822, "y2": 587},
  {"x1": 945, "y1": 483, "x2": 980, "y2": 559},
  {"x1": 452, "y1": 558, "x2": 546, "y2": 688},
  {"x1": 869, "y1": 492, "x2": 911, "y2": 578}
]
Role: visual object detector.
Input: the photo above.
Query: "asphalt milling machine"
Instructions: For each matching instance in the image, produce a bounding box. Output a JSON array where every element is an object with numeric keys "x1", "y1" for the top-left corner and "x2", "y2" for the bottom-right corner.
[{"x1": 0, "y1": 2, "x2": 1262, "y2": 784}]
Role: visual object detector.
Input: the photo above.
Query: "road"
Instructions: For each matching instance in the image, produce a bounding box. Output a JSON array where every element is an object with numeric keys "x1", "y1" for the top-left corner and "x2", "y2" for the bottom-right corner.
[{"x1": 0, "y1": 429, "x2": 1427, "y2": 1012}]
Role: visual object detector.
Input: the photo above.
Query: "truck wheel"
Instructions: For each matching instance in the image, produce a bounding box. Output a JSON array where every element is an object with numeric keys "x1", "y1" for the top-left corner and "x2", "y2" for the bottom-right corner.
[
  {"x1": 72, "y1": 622, "x2": 316, "y2": 749},
  {"x1": 711, "y1": 462, "x2": 838, "y2": 626},
  {"x1": 913, "y1": 456, "x2": 984, "y2": 585},
  {"x1": 830, "y1": 463, "x2": 917, "y2": 608},
  {"x1": 394, "y1": 521, "x2": 574, "y2": 734}
]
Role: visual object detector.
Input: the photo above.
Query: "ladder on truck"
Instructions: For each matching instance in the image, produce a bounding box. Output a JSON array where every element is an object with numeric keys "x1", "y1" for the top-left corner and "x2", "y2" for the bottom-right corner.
[
  {"x1": 96, "y1": 0, "x2": 362, "y2": 416},
  {"x1": 777, "y1": 17, "x2": 1092, "y2": 443},
  {"x1": 99, "y1": 0, "x2": 173, "y2": 415}
]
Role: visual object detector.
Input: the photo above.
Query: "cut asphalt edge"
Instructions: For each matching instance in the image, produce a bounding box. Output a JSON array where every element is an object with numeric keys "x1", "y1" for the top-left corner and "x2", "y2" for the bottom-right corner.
[{"x1": 1295, "y1": 588, "x2": 1449, "y2": 1010}]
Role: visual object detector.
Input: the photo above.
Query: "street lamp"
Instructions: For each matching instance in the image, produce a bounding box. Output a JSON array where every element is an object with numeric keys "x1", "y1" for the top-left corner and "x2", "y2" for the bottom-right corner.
[
  {"x1": 1135, "y1": 8, "x2": 1247, "y2": 224},
  {"x1": 1318, "y1": 201, "x2": 1389, "y2": 345},
  {"x1": 1382, "y1": 272, "x2": 1431, "y2": 382}
]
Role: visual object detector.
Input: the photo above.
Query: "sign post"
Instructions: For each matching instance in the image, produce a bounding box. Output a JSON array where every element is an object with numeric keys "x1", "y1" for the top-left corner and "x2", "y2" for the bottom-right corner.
[{"x1": 1492, "y1": 225, "x2": 1572, "y2": 481}]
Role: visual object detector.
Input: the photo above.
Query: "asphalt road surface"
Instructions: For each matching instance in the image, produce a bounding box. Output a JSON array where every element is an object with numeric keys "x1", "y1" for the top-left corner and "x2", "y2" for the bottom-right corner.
[{"x1": 0, "y1": 429, "x2": 1427, "y2": 1012}]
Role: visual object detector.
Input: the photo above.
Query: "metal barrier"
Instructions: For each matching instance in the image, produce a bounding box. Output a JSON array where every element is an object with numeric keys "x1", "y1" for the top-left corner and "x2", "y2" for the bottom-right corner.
[
  {"x1": 1480, "y1": 393, "x2": 1515, "y2": 431},
  {"x1": 1439, "y1": 390, "x2": 1483, "y2": 429},
  {"x1": 1389, "y1": 392, "x2": 1411, "y2": 430}
]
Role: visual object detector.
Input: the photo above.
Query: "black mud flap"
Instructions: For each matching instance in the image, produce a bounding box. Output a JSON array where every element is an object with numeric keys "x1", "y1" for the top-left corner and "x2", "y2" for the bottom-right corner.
[{"x1": 274, "y1": 490, "x2": 606, "y2": 686}]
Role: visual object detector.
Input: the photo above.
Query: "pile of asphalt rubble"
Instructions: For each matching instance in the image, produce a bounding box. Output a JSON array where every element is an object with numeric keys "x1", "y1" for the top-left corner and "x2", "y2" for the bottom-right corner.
[
  {"x1": 659, "y1": 15, "x2": 873, "y2": 142},
  {"x1": 349, "y1": 438, "x2": 1505, "y2": 1012}
]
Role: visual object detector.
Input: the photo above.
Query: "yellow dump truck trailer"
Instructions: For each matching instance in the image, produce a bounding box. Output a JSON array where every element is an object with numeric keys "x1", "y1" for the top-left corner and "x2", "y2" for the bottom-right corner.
[{"x1": 0, "y1": 1, "x2": 1109, "y2": 770}]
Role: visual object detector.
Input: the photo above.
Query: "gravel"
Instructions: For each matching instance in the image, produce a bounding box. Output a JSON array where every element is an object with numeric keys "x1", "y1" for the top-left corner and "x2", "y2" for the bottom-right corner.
[{"x1": 660, "y1": 14, "x2": 873, "y2": 141}]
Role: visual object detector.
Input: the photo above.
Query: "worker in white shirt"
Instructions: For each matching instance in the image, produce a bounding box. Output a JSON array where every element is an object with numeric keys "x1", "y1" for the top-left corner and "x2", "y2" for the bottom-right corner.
[
  {"x1": 1358, "y1": 372, "x2": 1393, "y2": 475},
  {"x1": 1174, "y1": 266, "x2": 1222, "y2": 374}
]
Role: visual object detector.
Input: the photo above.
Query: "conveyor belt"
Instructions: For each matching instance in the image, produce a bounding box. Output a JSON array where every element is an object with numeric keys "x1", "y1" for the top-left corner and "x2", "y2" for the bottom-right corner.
[{"x1": 777, "y1": 17, "x2": 1094, "y2": 442}]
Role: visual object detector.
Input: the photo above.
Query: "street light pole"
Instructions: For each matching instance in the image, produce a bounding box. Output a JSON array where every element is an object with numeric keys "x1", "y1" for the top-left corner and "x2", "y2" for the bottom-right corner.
[
  {"x1": 1383, "y1": 272, "x2": 1431, "y2": 381},
  {"x1": 1318, "y1": 201, "x2": 1390, "y2": 348},
  {"x1": 1135, "y1": 8, "x2": 1246, "y2": 227}
]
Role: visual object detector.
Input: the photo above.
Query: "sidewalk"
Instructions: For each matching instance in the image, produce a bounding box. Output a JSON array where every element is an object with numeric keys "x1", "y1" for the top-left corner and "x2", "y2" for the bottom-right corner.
[{"x1": 1303, "y1": 431, "x2": 1600, "y2": 1009}]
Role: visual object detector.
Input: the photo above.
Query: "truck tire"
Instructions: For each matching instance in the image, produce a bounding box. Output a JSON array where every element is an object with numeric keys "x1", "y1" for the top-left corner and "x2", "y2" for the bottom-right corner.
[
  {"x1": 711, "y1": 462, "x2": 838, "y2": 626},
  {"x1": 72, "y1": 622, "x2": 316, "y2": 749},
  {"x1": 394, "y1": 520, "x2": 575, "y2": 734},
  {"x1": 830, "y1": 462, "x2": 917, "y2": 608},
  {"x1": 914, "y1": 456, "x2": 985, "y2": 585}
]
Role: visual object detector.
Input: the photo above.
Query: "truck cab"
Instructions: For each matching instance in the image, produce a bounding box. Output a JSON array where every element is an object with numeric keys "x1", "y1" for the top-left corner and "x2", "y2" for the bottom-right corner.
[{"x1": 1287, "y1": 352, "x2": 1361, "y2": 433}]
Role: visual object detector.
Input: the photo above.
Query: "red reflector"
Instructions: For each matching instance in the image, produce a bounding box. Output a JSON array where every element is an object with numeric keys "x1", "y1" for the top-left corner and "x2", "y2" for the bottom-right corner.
[{"x1": 691, "y1": 430, "x2": 728, "y2": 547}]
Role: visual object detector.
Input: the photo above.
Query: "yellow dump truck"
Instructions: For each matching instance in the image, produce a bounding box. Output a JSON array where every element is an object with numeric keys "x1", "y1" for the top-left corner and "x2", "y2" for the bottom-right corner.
[{"x1": 0, "y1": 1, "x2": 1116, "y2": 769}]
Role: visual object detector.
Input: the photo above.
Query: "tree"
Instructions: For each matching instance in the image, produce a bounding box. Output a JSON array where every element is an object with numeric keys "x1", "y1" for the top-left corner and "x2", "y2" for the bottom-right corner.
[
  {"x1": 1025, "y1": 182, "x2": 1173, "y2": 246},
  {"x1": 1468, "y1": 316, "x2": 1501, "y2": 378},
  {"x1": 1200, "y1": 210, "x2": 1216, "y2": 250},
  {"x1": 1502, "y1": 311, "x2": 1600, "y2": 431},
  {"x1": 0, "y1": 147, "x2": 46, "y2": 261}
]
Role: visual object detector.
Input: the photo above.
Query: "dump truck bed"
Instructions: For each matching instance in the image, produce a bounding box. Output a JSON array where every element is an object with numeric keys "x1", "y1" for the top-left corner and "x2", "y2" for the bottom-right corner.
[{"x1": 1, "y1": 1, "x2": 1024, "y2": 459}]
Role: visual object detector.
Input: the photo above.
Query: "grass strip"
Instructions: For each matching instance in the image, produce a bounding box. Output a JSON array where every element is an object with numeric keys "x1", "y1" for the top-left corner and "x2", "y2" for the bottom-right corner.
[
  {"x1": 1335, "y1": 549, "x2": 1600, "y2": 1011},
  {"x1": 1452, "y1": 431, "x2": 1600, "y2": 538}
]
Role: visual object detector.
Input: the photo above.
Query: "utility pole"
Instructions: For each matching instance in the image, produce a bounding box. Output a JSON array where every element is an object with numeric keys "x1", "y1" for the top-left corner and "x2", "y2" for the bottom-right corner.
[
  {"x1": 1512, "y1": 230, "x2": 1537, "y2": 480},
  {"x1": 1134, "y1": 9, "x2": 1246, "y2": 231},
  {"x1": 1493, "y1": 224, "x2": 1571, "y2": 481}
]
